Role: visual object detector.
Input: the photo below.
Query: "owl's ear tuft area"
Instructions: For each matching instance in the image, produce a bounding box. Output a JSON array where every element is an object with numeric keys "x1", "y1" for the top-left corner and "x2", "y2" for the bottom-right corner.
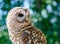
[
  {"x1": 25, "y1": 9, "x2": 28, "y2": 13},
  {"x1": 24, "y1": 8, "x2": 29, "y2": 13}
]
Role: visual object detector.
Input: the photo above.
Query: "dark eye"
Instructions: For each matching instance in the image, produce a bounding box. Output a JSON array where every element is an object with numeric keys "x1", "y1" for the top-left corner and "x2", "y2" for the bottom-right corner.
[{"x1": 18, "y1": 13, "x2": 23, "y2": 17}]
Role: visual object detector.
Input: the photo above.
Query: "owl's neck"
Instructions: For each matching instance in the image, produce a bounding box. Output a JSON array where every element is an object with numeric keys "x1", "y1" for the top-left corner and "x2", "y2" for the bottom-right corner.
[{"x1": 9, "y1": 24, "x2": 33, "y2": 35}]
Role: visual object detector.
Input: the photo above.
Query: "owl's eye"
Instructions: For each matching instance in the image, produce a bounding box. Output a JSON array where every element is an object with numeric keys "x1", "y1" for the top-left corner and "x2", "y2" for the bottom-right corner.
[{"x1": 18, "y1": 13, "x2": 23, "y2": 17}]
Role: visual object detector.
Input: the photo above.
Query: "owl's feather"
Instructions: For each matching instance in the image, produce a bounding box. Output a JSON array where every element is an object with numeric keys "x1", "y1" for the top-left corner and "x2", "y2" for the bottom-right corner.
[{"x1": 6, "y1": 7, "x2": 47, "y2": 44}]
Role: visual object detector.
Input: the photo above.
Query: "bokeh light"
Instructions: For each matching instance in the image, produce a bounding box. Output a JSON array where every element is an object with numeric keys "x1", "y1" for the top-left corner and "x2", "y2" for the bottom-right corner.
[{"x1": 0, "y1": 0, "x2": 60, "y2": 44}]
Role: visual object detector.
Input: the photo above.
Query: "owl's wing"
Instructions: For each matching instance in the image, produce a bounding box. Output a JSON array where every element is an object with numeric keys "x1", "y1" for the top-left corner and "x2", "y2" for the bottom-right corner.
[
  {"x1": 20, "y1": 26, "x2": 47, "y2": 44},
  {"x1": 32, "y1": 26, "x2": 47, "y2": 44}
]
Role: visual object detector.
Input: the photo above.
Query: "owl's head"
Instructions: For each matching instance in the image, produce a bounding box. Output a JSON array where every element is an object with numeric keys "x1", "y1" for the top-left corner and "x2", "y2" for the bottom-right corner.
[{"x1": 6, "y1": 7, "x2": 31, "y2": 29}]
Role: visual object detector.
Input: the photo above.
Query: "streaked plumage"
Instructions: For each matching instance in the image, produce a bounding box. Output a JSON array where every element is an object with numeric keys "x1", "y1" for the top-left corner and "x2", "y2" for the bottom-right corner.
[{"x1": 6, "y1": 7, "x2": 47, "y2": 44}]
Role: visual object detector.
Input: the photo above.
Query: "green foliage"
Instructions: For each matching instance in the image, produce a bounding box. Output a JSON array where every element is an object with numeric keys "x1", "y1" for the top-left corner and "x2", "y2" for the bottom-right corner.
[
  {"x1": 30, "y1": 0, "x2": 60, "y2": 44},
  {"x1": 0, "y1": 30, "x2": 12, "y2": 44}
]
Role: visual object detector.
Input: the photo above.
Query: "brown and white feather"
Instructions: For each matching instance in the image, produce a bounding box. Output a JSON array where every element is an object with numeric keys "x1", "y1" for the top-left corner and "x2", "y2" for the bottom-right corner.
[{"x1": 6, "y1": 7, "x2": 47, "y2": 44}]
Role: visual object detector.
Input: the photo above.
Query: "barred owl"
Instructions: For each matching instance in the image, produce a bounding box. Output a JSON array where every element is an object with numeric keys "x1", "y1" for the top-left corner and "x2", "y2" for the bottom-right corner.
[{"x1": 6, "y1": 7, "x2": 47, "y2": 44}]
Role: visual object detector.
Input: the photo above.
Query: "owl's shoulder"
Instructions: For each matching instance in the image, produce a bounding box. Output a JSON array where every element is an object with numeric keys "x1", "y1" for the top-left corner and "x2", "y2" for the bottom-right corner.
[{"x1": 20, "y1": 25, "x2": 47, "y2": 44}]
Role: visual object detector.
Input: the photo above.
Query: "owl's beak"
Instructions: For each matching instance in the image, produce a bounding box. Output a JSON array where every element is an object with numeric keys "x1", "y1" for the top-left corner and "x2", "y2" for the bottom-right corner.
[
  {"x1": 25, "y1": 16, "x2": 28, "y2": 22},
  {"x1": 23, "y1": 14, "x2": 28, "y2": 22},
  {"x1": 20, "y1": 14, "x2": 27, "y2": 22}
]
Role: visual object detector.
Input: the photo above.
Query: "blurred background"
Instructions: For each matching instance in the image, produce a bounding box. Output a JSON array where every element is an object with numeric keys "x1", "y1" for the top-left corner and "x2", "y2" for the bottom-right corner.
[{"x1": 0, "y1": 0, "x2": 60, "y2": 44}]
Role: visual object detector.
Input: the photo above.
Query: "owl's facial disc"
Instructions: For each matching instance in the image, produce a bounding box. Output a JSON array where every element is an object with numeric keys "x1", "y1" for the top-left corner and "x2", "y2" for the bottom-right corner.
[
  {"x1": 15, "y1": 8, "x2": 30, "y2": 23},
  {"x1": 16, "y1": 13, "x2": 27, "y2": 23}
]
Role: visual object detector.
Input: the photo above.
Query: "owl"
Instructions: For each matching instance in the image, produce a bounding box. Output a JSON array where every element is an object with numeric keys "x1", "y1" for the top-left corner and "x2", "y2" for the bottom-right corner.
[{"x1": 6, "y1": 7, "x2": 47, "y2": 44}]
